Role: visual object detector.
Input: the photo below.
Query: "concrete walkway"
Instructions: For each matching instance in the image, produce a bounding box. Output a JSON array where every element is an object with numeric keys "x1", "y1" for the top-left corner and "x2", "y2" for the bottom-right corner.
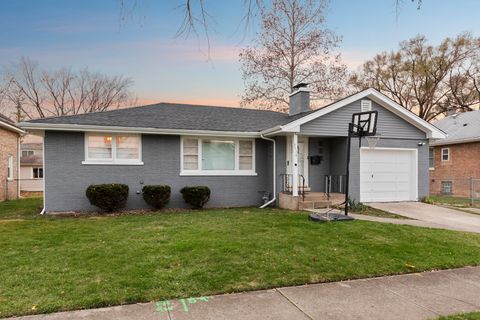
[
  {"x1": 367, "y1": 202, "x2": 480, "y2": 233},
  {"x1": 11, "y1": 267, "x2": 480, "y2": 320}
]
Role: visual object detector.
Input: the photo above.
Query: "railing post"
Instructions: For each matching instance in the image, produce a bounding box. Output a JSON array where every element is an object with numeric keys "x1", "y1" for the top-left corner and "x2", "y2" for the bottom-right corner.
[{"x1": 292, "y1": 133, "x2": 299, "y2": 197}]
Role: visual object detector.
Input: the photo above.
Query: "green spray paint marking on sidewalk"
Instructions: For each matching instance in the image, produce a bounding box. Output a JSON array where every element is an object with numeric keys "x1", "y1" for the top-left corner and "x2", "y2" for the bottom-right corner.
[{"x1": 155, "y1": 296, "x2": 212, "y2": 315}]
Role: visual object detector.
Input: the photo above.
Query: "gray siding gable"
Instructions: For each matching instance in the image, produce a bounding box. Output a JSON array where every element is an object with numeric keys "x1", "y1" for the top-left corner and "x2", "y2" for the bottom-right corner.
[{"x1": 300, "y1": 99, "x2": 426, "y2": 139}]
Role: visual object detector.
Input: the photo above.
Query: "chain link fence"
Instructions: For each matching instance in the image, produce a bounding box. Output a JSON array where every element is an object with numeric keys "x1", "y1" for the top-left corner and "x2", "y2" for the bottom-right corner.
[{"x1": 430, "y1": 177, "x2": 480, "y2": 207}]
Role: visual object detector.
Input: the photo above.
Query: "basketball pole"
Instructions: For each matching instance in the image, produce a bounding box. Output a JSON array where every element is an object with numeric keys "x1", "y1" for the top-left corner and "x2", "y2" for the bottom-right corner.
[{"x1": 344, "y1": 123, "x2": 354, "y2": 216}]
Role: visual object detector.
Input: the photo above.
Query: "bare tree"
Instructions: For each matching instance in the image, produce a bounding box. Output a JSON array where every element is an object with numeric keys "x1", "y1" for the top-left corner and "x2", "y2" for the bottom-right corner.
[
  {"x1": 349, "y1": 33, "x2": 480, "y2": 121},
  {"x1": 118, "y1": 0, "x2": 422, "y2": 46},
  {"x1": 239, "y1": 0, "x2": 347, "y2": 112},
  {"x1": 2, "y1": 58, "x2": 134, "y2": 120}
]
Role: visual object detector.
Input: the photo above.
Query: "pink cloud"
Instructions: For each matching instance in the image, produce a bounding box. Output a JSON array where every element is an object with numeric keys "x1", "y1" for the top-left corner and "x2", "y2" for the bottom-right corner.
[{"x1": 340, "y1": 50, "x2": 375, "y2": 69}]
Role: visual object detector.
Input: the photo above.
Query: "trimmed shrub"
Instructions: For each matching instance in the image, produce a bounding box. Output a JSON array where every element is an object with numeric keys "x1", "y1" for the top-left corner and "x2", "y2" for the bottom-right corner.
[
  {"x1": 180, "y1": 186, "x2": 211, "y2": 208},
  {"x1": 142, "y1": 185, "x2": 171, "y2": 209},
  {"x1": 85, "y1": 184, "x2": 129, "y2": 212}
]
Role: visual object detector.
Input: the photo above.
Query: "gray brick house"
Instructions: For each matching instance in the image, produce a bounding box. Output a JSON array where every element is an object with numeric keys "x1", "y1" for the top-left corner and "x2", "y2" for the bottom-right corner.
[{"x1": 20, "y1": 87, "x2": 445, "y2": 212}]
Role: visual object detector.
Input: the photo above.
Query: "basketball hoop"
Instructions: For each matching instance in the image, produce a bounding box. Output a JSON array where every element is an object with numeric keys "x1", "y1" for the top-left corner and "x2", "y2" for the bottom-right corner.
[
  {"x1": 366, "y1": 136, "x2": 381, "y2": 149},
  {"x1": 351, "y1": 111, "x2": 378, "y2": 137}
]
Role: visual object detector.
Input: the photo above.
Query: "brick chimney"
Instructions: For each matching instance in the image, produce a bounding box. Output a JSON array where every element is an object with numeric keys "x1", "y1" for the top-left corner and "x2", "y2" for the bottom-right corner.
[{"x1": 289, "y1": 83, "x2": 311, "y2": 116}]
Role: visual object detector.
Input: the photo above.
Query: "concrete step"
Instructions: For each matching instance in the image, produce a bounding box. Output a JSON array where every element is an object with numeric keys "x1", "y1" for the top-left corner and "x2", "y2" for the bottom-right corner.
[{"x1": 298, "y1": 200, "x2": 332, "y2": 210}]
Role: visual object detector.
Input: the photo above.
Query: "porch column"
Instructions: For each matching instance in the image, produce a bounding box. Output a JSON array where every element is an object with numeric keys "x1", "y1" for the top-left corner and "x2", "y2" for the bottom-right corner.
[{"x1": 291, "y1": 133, "x2": 299, "y2": 197}]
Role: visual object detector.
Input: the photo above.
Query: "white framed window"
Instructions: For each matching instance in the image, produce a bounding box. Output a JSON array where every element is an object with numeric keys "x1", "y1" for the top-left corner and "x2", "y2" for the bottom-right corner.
[
  {"x1": 180, "y1": 137, "x2": 256, "y2": 176},
  {"x1": 83, "y1": 133, "x2": 143, "y2": 165},
  {"x1": 7, "y1": 155, "x2": 13, "y2": 180},
  {"x1": 32, "y1": 167, "x2": 43, "y2": 179},
  {"x1": 429, "y1": 147, "x2": 435, "y2": 170},
  {"x1": 441, "y1": 148, "x2": 450, "y2": 161},
  {"x1": 361, "y1": 99, "x2": 372, "y2": 112},
  {"x1": 22, "y1": 150, "x2": 35, "y2": 157}
]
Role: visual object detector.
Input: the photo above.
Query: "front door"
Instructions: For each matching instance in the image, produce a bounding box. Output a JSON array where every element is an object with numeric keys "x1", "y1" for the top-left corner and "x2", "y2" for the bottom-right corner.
[{"x1": 286, "y1": 136, "x2": 309, "y2": 187}]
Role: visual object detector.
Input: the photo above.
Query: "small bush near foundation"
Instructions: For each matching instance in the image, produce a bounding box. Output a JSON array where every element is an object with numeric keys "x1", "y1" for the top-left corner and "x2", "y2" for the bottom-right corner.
[
  {"x1": 422, "y1": 196, "x2": 435, "y2": 205},
  {"x1": 347, "y1": 197, "x2": 366, "y2": 212},
  {"x1": 180, "y1": 186, "x2": 211, "y2": 208},
  {"x1": 142, "y1": 185, "x2": 171, "y2": 209},
  {"x1": 86, "y1": 184, "x2": 129, "y2": 212}
]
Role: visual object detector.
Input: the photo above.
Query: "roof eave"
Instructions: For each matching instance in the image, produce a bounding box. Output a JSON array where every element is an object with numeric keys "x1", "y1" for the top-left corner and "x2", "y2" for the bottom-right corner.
[
  {"x1": 277, "y1": 88, "x2": 446, "y2": 139},
  {"x1": 19, "y1": 122, "x2": 261, "y2": 138},
  {"x1": 0, "y1": 120, "x2": 25, "y2": 134},
  {"x1": 430, "y1": 136, "x2": 480, "y2": 146}
]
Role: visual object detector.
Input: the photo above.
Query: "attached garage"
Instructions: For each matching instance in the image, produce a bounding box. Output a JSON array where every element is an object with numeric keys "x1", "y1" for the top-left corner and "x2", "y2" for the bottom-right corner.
[{"x1": 360, "y1": 148, "x2": 418, "y2": 202}]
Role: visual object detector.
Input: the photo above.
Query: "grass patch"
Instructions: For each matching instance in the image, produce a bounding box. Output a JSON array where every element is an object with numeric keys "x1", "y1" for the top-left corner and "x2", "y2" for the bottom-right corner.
[
  {"x1": 427, "y1": 195, "x2": 480, "y2": 208},
  {"x1": 1, "y1": 200, "x2": 480, "y2": 317},
  {"x1": 0, "y1": 197, "x2": 43, "y2": 220},
  {"x1": 437, "y1": 312, "x2": 480, "y2": 320}
]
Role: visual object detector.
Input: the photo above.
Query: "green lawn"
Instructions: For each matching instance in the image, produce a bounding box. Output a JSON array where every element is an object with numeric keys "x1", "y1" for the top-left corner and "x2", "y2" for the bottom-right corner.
[
  {"x1": 437, "y1": 312, "x2": 480, "y2": 320},
  {"x1": 1, "y1": 200, "x2": 480, "y2": 318},
  {"x1": 351, "y1": 205, "x2": 409, "y2": 219},
  {"x1": 428, "y1": 195, "x2": 480, "y2": 208},
  {"x1": 0, "y1": 197, "x2": 43, "y2": 220}
]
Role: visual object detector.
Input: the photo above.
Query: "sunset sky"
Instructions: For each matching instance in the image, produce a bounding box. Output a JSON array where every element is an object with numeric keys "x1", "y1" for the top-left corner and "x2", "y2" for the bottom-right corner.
[{"x1": 1, "y1": 0, "x2": 480, "y2": 107}]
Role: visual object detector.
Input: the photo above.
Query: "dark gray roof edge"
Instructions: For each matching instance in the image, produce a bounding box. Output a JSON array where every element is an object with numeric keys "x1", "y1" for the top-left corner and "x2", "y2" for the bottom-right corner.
[{"x1": 25, "y1": 102, "x2": 288, "y2": 124}]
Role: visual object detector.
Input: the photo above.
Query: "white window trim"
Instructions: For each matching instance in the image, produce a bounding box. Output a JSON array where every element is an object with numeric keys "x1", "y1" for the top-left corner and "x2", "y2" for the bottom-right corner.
[
  {"x1": 82, "y1": 133, "x2": 144, "y2": 165},
  {"x1": 429, "y1": 147, "x2": 435, "y2": 170},
  {"x1": 22, "y1": 150, "x2": 35, "y2": 157},
  {"x1": 441, "y1": 147, "x2": 450, "y2": 162},
  {"x1": 180, "y1": 136, "x2": 257, "y2": 176},
  {"x1": 7, "y1": 155, "x2": 14, "y2": 181},
  {"x1": 32, "y1": 167, "x2": 43, "y2": 179}
]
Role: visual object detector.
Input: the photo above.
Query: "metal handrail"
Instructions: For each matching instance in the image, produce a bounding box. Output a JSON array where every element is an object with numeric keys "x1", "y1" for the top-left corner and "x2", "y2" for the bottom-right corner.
[
  {"x1": 325, "y1": 175, "x2": 346, "y2": 198},
  {"x1": 299, "y1": 174, "x2": 305, "y2": 201},
  {"x1": 280, "y1": 173, "x2": 306, "y2": 201}
]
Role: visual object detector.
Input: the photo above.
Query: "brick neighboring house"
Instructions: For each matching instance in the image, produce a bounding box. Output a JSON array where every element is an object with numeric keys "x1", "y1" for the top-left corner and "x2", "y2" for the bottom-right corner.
[
  {"x1": 430, "y1": 110, "x2": 480, "y2": 197},
  {"x1": 20, "y1": 141, "x2": 44, "y2": 192},
  {"x1": 0, "y1": 113, "x2": 24, "y2": 201}
]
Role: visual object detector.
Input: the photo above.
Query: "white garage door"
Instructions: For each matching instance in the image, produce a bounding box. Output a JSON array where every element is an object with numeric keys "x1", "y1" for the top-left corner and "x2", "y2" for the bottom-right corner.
[{"x1": 360, "y1": 148, "x2": 417, "y2": 202}]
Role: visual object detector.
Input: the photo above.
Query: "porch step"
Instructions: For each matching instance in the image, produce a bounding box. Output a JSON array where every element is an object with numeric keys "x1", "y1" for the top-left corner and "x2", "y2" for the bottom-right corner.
[{"x1": 298, "y1": 200, "x2": 332, "y2": 210}]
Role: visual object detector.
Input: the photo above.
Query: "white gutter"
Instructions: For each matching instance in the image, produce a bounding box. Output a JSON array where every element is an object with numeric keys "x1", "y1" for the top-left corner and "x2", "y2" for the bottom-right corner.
[
  {"x1": 17, "y1": 134, "x2": 21, "y2": 199},
  {"x1": 430, "y1": 136, "x2": 480, "y2": 146},
  {"x1": 0, "y1": 121, "x2": 25, "y2": 134},
  {"x1": 40, "y1": 136, "x2": 46, "y2": 215},
  {"x1": 19, "y1": 122, "x2": 260, "y2": 138},
  {"x1": 259, "y1": 135, "x2": 276, "y2": 208}
]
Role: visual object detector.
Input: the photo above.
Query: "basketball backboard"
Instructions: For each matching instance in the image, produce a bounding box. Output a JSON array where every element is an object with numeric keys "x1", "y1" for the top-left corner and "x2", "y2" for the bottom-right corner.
[{"x1": 350, "y1": 111, "x2": 378, "y2": 137}]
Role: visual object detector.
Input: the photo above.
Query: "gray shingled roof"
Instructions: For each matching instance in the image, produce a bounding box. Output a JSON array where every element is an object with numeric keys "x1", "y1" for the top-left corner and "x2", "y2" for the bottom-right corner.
[
  {"x1": 26, "y1": 103, "x2": 310, "y2": 132},
  {"x1": 432, "y1": 110, "x2": 480, "y2": 145}
]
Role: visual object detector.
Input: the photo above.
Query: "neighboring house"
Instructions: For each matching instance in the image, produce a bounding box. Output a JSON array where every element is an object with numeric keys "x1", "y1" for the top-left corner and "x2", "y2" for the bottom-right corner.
[
  {"x1": 429, "y1": 111, "x2": 480, "y2": 198},
  {"x1": 20, "y1": 142, "x2": 44, "y2": 192},
  {"x1": 20, "y1": 87, "x2": 445, "y2": 212},
  {"x1": 0, "y1": 113, "x2": 24, "y2": 201}
]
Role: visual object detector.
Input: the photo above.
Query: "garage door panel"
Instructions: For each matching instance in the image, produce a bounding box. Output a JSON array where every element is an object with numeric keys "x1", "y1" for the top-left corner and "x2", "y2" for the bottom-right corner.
[{"x1": 360, "y1": 149, "x2": 417, "y2": 202}]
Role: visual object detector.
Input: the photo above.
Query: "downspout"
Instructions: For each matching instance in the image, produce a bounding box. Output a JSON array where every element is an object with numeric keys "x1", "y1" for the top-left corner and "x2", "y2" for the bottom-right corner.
[
  {"x1": 17, "y1": 134, "x2": 21, "y2": 199},
  {"x1": 40, "y1": 132, "x2": 46, "y2": 215},
  {"x1": 259, "y1": 135, "x2": 276, "y2": 208}
]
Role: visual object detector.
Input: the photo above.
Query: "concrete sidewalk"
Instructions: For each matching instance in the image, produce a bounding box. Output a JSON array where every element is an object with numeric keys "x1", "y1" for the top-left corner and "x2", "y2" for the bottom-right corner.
[{"x1": 11, "y1": 267, "x2": 480, "y2": 320}]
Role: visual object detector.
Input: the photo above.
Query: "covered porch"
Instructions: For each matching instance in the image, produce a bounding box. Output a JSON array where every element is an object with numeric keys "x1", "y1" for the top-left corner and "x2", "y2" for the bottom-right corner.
[{"x1": 276, "y1": 133, "x2": 347, "y2": 211}]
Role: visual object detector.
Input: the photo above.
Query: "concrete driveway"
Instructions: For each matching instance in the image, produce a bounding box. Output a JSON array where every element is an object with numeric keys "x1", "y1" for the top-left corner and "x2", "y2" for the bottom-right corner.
[{"x1": 368, "y1": 202, "x2": 480, "y2": 233}]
